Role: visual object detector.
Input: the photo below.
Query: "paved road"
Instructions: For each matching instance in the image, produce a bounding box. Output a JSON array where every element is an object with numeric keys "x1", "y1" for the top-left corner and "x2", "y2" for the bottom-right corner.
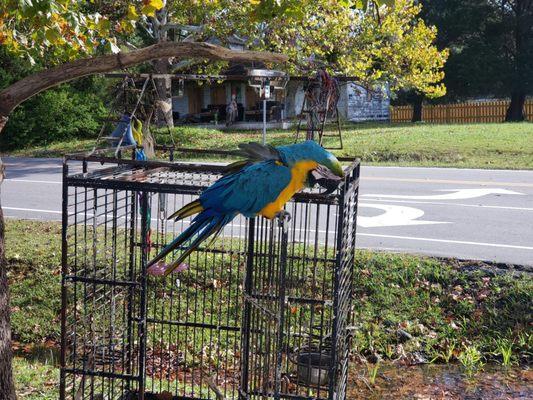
[{"x1": 2, "y1": 157, "x2": 533, "y2": 266}]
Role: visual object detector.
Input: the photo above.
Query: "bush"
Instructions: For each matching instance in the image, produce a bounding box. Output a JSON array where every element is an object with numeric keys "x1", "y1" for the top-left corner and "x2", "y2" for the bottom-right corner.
[{"x1": 1, "y1": 79, "x2": 108, "y2": 150}]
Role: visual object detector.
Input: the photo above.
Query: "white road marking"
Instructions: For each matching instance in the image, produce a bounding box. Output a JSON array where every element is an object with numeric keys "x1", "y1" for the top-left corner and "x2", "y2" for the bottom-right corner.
[
  {"x1": 358, "y1": 203, "x2": 447, "y2": 228},
  {"x1": 5, "y1": 179, "x2": 62, "y2": 184},
  {"x1": 364, "y1": 198, "x2": 533, "y2": 211},
  {"x1": 4, "y1": 207, "x2": 532, "y2": 251},
  {"x1": 5, "y1": 179, "x2": 531, "y2": 213},
  {"x1": 357, "y1": 233, "x2": 533, "y2": 251},
  {"x1": 364, "y1": 177, "x2": 533, "y2": 188},
  {"x1": 4, "y1": 206, "x2": 61, "y2": 214},
  {"x1": 54, "y1": 202, "x2": 447, "y2": 230},
  {"x1": 363, "y1": 188, "x2": 525, "y2": 200},
  {"x1": 363, "y1": 165, "x2": 533, "y2": 172}
]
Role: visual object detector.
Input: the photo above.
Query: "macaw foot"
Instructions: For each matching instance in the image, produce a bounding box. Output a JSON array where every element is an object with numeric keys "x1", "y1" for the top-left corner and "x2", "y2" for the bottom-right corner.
[{"x1": 275, "y1": 210, "x2": 291, "y2": 232}]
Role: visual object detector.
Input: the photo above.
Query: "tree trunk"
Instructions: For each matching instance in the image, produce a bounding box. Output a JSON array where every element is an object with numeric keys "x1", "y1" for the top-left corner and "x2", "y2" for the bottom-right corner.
[
  {"x1": 0, "y1": 42, "x2": 286, "y2": 400},
  {"x1": 0, "y1": 118, "x2": 14, "y2": 399},
  {"x1": 152, "y1": 8, "x2": 175, "y2": 128},
  {"x1": 153, "y1": 59, "x2": 174, "y2": 128},
  {"x1": 0, "y1": 213, "x2": 16, "y2": 400},
  {"x1": 411, "y1": 95, "x2": 423, "y2": 122},
  {"x1": 505, "y1": 1, "x2": 529, "y2": 122},
  {"x1": 0, "y1": 152, "x2": 16, "y2": 400},
  {"x1": 505, "y1": 91, "x2": 526, "y2": 122}
]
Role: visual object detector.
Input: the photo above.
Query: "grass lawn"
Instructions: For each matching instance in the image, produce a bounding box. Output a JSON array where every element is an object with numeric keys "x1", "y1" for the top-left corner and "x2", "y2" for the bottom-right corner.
[
  {"x1": 13, "y1": 357, "x2": 58, "y2": 400},
  {"x1": 6, "y1": 219, "x2": 532, "y2": 397},
  {"x1": 4, "y1": 122, "x2": 533, "y2": 169}
]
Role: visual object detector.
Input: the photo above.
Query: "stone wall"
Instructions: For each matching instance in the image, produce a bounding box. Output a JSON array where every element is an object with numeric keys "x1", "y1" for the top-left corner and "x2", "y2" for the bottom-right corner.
[
  {"x1": 284, "y1": 80, "x2": 390, "y2": 122},
  {"x1": 284, "y1": 81, "x2": 305, "y2": 119},
  {"x1": 344, "y1": 83, "x2": 390, "y2": 122}
]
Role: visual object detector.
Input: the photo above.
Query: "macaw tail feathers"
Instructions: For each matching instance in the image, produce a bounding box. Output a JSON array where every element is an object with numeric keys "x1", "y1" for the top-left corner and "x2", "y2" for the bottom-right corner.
[
  {"x1": 162, "y1": 217, "x2": 227, "y2": 276},
  {"x1": 168, "y1": 200, "x2": 204, "y2": 221},
  {"x1": 147, "y1": 212, "x2": 235, "y2": 275}
]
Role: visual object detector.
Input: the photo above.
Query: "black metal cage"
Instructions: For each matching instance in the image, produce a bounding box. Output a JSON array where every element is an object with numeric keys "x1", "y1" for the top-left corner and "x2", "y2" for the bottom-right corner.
[{"x1": 60, "y1": 151, "x2": 360, "y2": 400}]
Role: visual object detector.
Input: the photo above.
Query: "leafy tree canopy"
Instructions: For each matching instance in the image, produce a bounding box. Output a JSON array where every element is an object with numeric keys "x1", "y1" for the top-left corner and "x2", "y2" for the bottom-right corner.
[
  {"x1": 1, "y1": 0, "x2": 447, "y2": 97},
  {"x1": 164, "y1": 0, "x2": 447, "y2": 97},
  {"x1": 0, "y1": 0, "x2": 164, "y2": 63}
]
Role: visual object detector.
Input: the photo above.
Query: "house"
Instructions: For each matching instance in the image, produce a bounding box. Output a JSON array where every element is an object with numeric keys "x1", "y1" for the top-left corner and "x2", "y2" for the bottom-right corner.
[{"x1": 170, "y1": 71, "x2": 390, "y2": 126}]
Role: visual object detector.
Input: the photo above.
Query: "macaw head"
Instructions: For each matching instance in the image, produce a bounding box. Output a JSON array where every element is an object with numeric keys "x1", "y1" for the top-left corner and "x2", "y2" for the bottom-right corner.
[{"x1": 277, "y1": 141, "x2": 344, "y2": 191}]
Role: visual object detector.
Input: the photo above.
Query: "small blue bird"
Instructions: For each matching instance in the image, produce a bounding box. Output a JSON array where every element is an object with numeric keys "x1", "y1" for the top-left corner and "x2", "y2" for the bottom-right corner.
[{"x1": 147, "y1": 140, "x2": 344, "y2": 275}]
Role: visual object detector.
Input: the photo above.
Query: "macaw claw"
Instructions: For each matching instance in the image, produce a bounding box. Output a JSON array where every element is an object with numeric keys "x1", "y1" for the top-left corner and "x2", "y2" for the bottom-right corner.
[
  {"x1": 147, "y1": 261, "x2": 189, "y2": 276},
  {"x1": 275, "y1": 210, "x2": 292, "y2": 232}
]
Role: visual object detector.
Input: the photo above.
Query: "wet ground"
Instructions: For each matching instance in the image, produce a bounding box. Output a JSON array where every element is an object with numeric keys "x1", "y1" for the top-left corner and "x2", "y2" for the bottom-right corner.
[
  {"x1": 15, "y1": 344, "x2": 533, "y2": 399},
  {"x1": 348, "y1": 364, "x2": 532, "y2": 399}
]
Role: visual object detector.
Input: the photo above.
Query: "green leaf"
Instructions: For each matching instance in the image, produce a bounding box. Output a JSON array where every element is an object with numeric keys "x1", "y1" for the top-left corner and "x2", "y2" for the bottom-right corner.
[
  {"x1": 376, "y1": 0, "x2": 395, "y2": 7},
  {"x1": 96, "y1": 17, "x2": 111, "y2": 33},
  {"x1": 44, "y1": 27, "x2": 62, "y2": 44}
]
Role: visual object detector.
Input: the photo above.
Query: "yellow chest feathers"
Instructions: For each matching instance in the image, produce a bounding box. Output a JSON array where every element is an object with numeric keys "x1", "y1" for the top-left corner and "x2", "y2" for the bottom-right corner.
[{"x1": 260, "y1": 160, "x2": 318, "y2": 219}]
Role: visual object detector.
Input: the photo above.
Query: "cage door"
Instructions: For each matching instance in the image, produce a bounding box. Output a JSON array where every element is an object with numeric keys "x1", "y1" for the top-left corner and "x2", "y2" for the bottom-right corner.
[{"x1": 240, "y1": 217, "x2": 289, "y2": 399}]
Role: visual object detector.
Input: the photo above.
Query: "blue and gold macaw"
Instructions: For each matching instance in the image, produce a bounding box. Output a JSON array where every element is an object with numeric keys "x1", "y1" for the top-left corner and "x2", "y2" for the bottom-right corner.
[{"x1": 147, "y1": 140, "x2": 344, "y2": 275}]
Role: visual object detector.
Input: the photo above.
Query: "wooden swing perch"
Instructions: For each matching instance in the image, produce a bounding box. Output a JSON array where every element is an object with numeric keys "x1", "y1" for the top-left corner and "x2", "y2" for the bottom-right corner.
[{"x1": 0, "y1": 41, "x2": 288, "y2": 132}]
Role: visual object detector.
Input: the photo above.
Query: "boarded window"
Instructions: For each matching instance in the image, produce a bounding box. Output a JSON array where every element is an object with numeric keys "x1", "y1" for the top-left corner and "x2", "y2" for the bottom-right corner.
[
  {"x1": 187, "y1": 85, "x2": 203, "y2": 114},
  {"x1": 211, "y1": 84, "x2": 226, "y2": 105}
]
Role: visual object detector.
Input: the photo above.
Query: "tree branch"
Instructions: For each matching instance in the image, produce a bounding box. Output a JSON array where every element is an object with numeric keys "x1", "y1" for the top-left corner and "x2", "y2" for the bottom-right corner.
[
  {"x1": 0, "y1": 41, "x2": 287, "y2": 118},
  {"x1": 161, "y1": 23, "x2": 205, "y2": 33}
]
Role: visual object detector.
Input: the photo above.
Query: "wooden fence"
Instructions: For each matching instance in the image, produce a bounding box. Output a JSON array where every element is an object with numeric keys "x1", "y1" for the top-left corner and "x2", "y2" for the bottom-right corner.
[{"x1": 390, "y1": 100, "x2": 533, "y2": 123}]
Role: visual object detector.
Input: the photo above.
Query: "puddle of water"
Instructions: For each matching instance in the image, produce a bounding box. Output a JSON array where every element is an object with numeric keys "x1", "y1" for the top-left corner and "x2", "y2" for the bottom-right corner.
[
  {"x1": 14, "y1": 343, "x2": 60, "y2": 365},
  {"x1": 347, "y1": 364, "x2": 532, "y2": 400}
]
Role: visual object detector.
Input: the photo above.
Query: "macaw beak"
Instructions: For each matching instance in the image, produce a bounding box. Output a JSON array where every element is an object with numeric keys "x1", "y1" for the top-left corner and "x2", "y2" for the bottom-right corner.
[
  {"x1": 311, "y1": 165, "x2": 344, "y2": 182},
  {"x1": 309, "y1": 165, "x2": 344, "y2": 194}
]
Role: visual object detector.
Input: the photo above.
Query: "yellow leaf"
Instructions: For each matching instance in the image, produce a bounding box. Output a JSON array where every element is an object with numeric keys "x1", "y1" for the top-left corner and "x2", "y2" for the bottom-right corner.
[
  {"x1": 120, "y1": 20, "x2": 135, "y2": 33},
  {"x1": 150, "y1": 0, "x2": 164, "y2": 9},
  {"x1": 141, "y1": 0, "x2": 164, "y2": 15},
  {"x1": 141, "y1": 5, "x2": 156, "y2": 16},
  {"x1": 127, "y1": 5, "x2": 138, "y2": 20}
]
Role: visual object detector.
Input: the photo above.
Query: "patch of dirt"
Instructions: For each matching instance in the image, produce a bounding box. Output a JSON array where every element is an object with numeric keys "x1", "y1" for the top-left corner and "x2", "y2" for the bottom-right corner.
[
  {"x1": 443, "y1": 258, "x2": 533, "y2": 275},
  {"x1": 348, "y1": 364, "x2": 532, "y2": 400}
]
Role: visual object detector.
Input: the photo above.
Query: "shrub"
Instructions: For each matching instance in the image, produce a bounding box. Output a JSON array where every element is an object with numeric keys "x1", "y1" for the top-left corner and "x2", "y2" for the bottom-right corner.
[{"x1": 1, "y1": 80, "x2": 108, "y2": 150}]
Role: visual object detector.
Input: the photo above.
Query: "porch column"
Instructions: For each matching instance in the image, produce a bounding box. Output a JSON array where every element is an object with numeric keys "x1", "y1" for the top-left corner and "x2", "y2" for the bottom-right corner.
[{"x1": 241, "y1": 82, "x2": 247, "y2": 122}]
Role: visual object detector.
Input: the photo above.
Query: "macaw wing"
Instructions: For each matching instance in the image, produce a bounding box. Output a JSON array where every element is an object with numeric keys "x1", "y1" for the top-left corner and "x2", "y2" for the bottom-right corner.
[
  {"x1": 201, "y1": 161, "x2": 292, "y2": 217},
  {"x1": 237, "y1": 142, "x2": 281, "y2": 162},
  {"x1": 225, "y1": 142, "x2": 284, "y2": 174}
]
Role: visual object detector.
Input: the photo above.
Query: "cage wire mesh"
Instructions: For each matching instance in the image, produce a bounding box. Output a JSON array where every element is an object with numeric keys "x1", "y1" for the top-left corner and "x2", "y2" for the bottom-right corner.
[{"x1": 60, "y1": 151, "x2": 360, "y2": 400}]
